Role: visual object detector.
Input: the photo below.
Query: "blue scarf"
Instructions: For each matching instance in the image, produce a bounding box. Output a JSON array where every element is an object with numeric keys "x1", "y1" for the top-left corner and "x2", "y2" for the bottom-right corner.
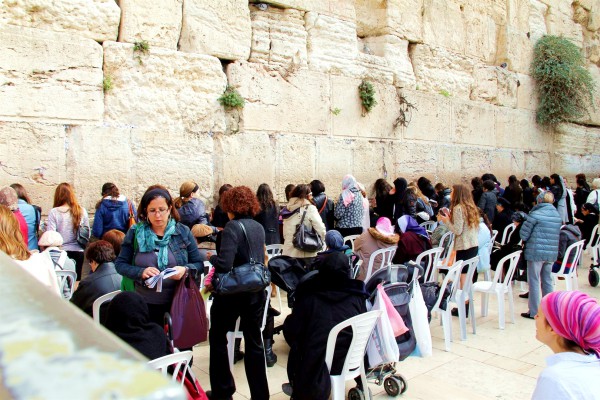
[{"x1": 136, "y1": 218, "x2": 176, "y2": 271}]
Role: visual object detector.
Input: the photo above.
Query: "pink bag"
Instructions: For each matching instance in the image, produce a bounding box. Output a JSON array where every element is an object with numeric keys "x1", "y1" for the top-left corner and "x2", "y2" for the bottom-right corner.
[{"x1": 378, "y1": 284, "x2": 408, "y2": 337}]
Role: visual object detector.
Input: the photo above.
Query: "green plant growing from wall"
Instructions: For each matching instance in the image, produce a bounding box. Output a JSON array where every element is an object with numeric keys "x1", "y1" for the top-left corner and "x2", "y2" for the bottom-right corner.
[
  {"x1": 359, "y1": 80, "x2": 377, "y2": 116},
  {"x1": 218, "y1": 85, "x2": 245, "y2": 109},
  {"x1": 102, "y1": 75, "x2": 113, "y2": 92},
  {"x1": 133, "y1": 40, "x2": 150, "y2": 65},
  {"x1": 331, "y1": 107, "x2": 342, "y2": 116},
  {"x1": 531, "y1": 35, "x2": 595, "y2": 126},
  {"x1": 439, "y1": 89, "x2": 451, "y2": 98}
]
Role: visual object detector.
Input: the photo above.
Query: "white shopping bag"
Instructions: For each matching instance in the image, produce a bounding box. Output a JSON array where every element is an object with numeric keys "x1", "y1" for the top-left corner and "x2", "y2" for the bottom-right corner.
[
  {"x1": 366, "y1": 289, "x2": 400, "y2": 367},
  {"x1": 408, "y1": 279, "x2": 432, "y2": 357}
]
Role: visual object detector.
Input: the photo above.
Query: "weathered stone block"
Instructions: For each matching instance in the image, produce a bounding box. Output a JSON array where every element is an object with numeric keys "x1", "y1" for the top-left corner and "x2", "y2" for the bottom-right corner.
[
  {"x1": 524, "y1": 150, "x2": 551, "y2": 177},
  {"x1": 546, "y1": 7, "x2": 584, "y2": 47},
  {"x1": 463, "y1": 1, "x2": 503, "y2": 62},
  {"x1": 0, "y1": 0, "x2": 120, "y2": 42},
  {"x1": 529, "y1": 0, "x2": 549, "y2": 43},
  {"x1": 227, "y1": 62, "x2": 330, "y2": 135},
  {"x1": 422, "y1": 0, "x2": 465, "y2": 55},
  {"x1": 249, "y1": 7, "x2": 307, "y2": 72},
  {"x1": 361, "y1": 35, "x2": 416, "y2": 87},
  {"x1": 578, "y1": 65, "x2": 600, "y2": 126},
  {"x1": 386, "y1": 0, "x2": 424, "y2": 43},
  {"x1": 315, "y1": 138, "x2": 354, "y2": 195},
  {"x1": 452, "y1": 101, "x2": 496, "y2": 147},
  {"x1": 460, "y1": 147, "x2": 493, "y2": 181},
  {"x1": 490, "y1": 149, "x2": 525, "y2": 182},
  {"x1": 179, "y1": 0, "x2": 251, "y2": 60},
  {"x1": 118, "y1": 0, "x2": 182, "y2": 50},
  {"x1": 470, "y1": 66, "x2": 518, "y2": 108},
  {"x1": 352, "y1": 140, "x2": 394, "y2": 188},
  {"x1": 0, "y1": 26, "x2": 103, "y2": 123},
  {"x1": 403, "y1": 90, "x2": 453, "y2": 143},
  {"x1": 496, "y1": 27, "x2": 534, "y2": 75},
  {"x1": 495, "y1": 108, "x2": 550, "y2": 151},
  {"x1": 516, "y1": 73, "x2": 537, "y2": 111},
  {"x1": 331, "y1": 76, "x2": 401, "y2": 139},
  {"x1": 393, "y1": 141, "x2": 440, "y2": 181},
  {"x1": 554, "y1": 123, "x2": 600, "y2": 155},
  {"x1": 355, "y1": 0, "x2": 387, "y2": 37},
  {"x1": 276, "y1": 134, "x2": 316, "y2": 196},
  {"x1": 305, "y1": 12, "x2": 358, "y2": 74},
  {"x1": 103, "y1": 41, "x2": 227, "y2": 134}
]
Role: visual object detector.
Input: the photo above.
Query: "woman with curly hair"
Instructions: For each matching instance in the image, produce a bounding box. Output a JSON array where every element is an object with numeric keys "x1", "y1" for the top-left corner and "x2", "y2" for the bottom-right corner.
[{"x1": 206, "y1": 186, "x2": 269, "y2": 400}]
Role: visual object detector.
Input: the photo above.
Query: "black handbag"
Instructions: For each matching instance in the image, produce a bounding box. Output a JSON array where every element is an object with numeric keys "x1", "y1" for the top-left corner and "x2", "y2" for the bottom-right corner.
[
  {"x1": 213, "y1": 221, "x2": 271, "y2": 295},
  {"x1": 292, "y1": 206, "x2": 324, "y2": 252}
]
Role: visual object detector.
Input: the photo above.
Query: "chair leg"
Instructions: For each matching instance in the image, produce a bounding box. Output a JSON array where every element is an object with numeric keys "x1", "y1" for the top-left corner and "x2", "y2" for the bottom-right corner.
[
  {"x1": 497, "y1": 292, "x2": 505, "y2": 330},
  {"x1": 442, "y1": 311, "x2": 452, "y2": 351},
  {"x1": 276, "y1": 286, "x2": 283, "y2": 311},
  {"x1": 508, "y1": 287, "x2": 515, "y2": 324},
  {"x1": 226, "y1": 332, "x2": 235, "y2": 371},
  {"x1": 469, "y1": 297, "x2": 476, "y2": 335},
  {"x1": 329, "y1": 376, "x2": 346, "y2": 400},
  {"x1": 360, "y1": 366, "x2": 371, "y2": 400},
  {"x1": 481, "y1": 292, "x2": 489, "y2": 317}
]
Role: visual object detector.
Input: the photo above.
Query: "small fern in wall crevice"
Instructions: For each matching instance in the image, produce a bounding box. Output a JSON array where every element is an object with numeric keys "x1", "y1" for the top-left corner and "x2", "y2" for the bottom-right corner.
[
  {"x1": 218, "y1": 85, "x2": 245, "y2": 109},
  {"x1": 359, "y1": 80, "x2": 377, "y2": 116}
]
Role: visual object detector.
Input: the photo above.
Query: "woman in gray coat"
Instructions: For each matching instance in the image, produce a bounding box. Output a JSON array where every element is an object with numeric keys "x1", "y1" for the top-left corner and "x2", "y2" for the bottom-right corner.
[{"x1": 519, "y1": 191, "x2": 562, "y2": 319}]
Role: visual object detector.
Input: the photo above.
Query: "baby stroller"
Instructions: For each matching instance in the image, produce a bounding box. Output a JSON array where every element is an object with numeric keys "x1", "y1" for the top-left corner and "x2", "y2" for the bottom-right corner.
[{"x1": 357, "y1": 264, "x2": 419, "y2": 398}]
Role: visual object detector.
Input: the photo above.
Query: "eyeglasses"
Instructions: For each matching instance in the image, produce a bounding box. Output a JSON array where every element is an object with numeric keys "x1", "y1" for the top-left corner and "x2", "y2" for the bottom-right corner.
[{"x1": 148, "y1": 208, "x2": 170, "y2": 216}]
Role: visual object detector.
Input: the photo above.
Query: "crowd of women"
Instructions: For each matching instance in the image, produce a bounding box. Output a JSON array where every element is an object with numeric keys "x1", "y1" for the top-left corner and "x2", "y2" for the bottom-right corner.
[{"x1": 0, "y1": 172, "x2": 599, "y2": 400}]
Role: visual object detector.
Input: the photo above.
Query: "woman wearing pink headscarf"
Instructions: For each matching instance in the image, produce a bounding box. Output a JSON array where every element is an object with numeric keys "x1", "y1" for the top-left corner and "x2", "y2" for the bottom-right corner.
[
  {"x1": 532, "y1": 291, "x2": 600, "y2": 399},
  {"x1": 333, "y1": 175, "x2": 364, "y2": 238}
]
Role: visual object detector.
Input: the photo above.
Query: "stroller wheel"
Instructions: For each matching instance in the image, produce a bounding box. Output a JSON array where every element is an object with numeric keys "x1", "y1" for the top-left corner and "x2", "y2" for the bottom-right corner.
[
  {"x1": 384, "y1": 375, "x2": 407, "y2": 396},
  {"x1": 348, "y1": 387, "x2": 365, "y2": 400},
  {"x1": 589, "y1": 268, "x2": 599, "y2": 287}
]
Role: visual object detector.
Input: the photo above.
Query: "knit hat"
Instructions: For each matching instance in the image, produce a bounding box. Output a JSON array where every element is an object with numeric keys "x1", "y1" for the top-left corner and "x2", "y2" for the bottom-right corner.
[
  {"x1": 325, "y1": 230, "x2": 345, "y2": 250},
  {"x1": 0, "y1": 186, "x2": 19, "y2": 211},
  {"x1": 38, "y1": 231, "x2": 64, "y2": 247},
  {"x1": 191, "y1": 224, "x2": 213, "y2": 238},
  {"x1": 511, "y1": 211, "x2": 528, "y2": 223},
  {"x1": 375, "y1": 217, "x2": 395, "y2": 236},
  {"x1": 541, "y1": 291, "x2": 600, "y2": 355}
]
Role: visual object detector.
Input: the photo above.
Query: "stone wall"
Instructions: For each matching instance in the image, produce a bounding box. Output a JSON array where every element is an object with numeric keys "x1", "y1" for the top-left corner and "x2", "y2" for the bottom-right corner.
[{"x1": 1, "y1": 0, "x2": 599, "y2": 213}]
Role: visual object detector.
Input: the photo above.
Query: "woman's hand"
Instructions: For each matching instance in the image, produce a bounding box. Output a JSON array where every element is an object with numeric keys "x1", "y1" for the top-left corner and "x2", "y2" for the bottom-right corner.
[
  {"x1": 141, "y1": 267, "x2": 160, "y2": 280},
  {"x1": 170, "y1": 266, "x2": 188, "y2": 280}
]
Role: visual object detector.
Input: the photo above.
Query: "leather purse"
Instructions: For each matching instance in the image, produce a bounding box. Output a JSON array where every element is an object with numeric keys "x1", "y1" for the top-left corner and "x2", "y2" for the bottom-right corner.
[
  {"x1": 213, "y1": 221, "x2": 271, "y2": 295},
  {"x1": 292, "y1": 206, "x2": 323, "y2": 252}
]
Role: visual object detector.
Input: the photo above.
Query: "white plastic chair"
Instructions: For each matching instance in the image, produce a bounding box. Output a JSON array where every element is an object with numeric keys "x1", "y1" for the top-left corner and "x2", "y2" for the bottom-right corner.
[
  {"x1": 325, "y1": 310, "x2": 382, "y2": 400},
  {"x1": 431, "y1": 231, "x2": 454, "y2": 281},
  {"x1": 415, "y1": 247, "x2": 444, "y2": 282},
  {"x1": 364, "y1": 247, "x2": 396, "y2": 282},
  {"x1": 449, "y1": 256, "x2": 479, "y2": 341},
  {"x1": 500, "y1": 224, "x2": 516, "y2": 245},
  {"x1": 552, "y1": 240, "x2": 585, "y2": 291},
  {"x1": 343, "y1": 234, "x2": 360, "y2": 251},
  {"x1": 226, "y1": 285, "x2": 272, "y2": 371},
  {"x1": 352, "y1": 259, "x2": 363, "y2": 279},
  {"x1": 148, "y1": 350, "x2": 193, "y2": 387},
  {"x1": 55, "y1": 270, "x2": 77, "y2": 300},
  {"x1": 431, "y1": 261, "x2": 463, "y2": 351},
  {"x1": 266, "y1": 244, "x2": 284, "y2": 311},
  {"x1": 482, "y1": 230, "x2": 498, "y2": 281},
  {"x1": 92, "y1": 290, "x2": 121, "y2": 324},
  {"x1": 419, "y1": 221, "x2": 436, "y2": 235},
  {"x1": 473, "y1": 250, "x2": 522, "y2": 329}
]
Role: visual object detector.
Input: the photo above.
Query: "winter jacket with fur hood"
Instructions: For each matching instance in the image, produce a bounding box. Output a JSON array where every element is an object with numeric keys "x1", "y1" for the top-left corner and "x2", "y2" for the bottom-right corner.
[
  {"x1": 354, "y1": 227, "x2": 399, "y2": 280},
  {"x1": 282, "y1": 198, "x2": 326, "y2": 258}
]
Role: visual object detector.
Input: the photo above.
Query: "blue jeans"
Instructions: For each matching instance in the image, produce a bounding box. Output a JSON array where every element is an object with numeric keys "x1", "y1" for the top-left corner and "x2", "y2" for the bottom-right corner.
[{"x1": 527, "y1": 260, "x2": 554, "y2": 316}]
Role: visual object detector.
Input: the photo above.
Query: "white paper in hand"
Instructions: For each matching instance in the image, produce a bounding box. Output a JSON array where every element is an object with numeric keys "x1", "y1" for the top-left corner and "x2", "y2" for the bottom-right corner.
[{"x1": 144, "y1": 267, "x2": 178, "y2": 292}]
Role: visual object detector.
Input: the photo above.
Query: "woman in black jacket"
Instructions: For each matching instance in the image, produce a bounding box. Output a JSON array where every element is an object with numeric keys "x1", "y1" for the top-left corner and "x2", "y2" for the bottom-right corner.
[
  {"x1": 207, "y1": 186, "x2": 269, "y2": 400},
  {"x1": 254, "y1": 183, "x2": 280, "y2": 245},
  {"x1": 310, "y1": 180, "x2": 334, "y2": 231}
]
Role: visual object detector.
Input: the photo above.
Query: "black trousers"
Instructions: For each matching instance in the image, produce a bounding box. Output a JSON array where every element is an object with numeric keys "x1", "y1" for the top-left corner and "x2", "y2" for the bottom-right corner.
[
  {"x1": 337, "y1": 226, "x2": 363, "y2": 238},
  {"x1": 66, "y1": 250, "x2": 85, "y2": 280},
  {"x1": 209, "y1": 291, "x2": 269, "y2": 400}
]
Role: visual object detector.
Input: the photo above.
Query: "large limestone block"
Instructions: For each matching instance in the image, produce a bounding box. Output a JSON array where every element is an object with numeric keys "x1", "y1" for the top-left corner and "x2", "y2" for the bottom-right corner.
[
  {"x1": 118, "y1": 0, "x2": 182, "y2": 50},
  {"x1": 422, "y1": 0, "x2": 465, "y2": 55},
  {"x1": 436, "y1": 144, "x2": 462, "y2": 183},
  {"x1": 386, "y1": 0, "x2": 423, "y2": 42},
  {"x1": 355, "y1": 53, "x2": 395, "y2": 85},
  {"x1": 553, "y1": 153, "x2": 598, "y2": 181},
  {"x1": 495, "y1": 108, "x2": 551, "y2": 151},
  {"x1": 361, "y1": 35, "x2": 416, "y2": 87},
  {"x1": 460, "y1": 147, "x2": 493, "y2": 181},
  {"x1": 249, "y1": 7, "x2": 308, "y2": 72},
  {"x1": 315, "y1": 138, "x2": 354, "y2": 195},
  {"x1": 214, "y1": 132, "x2": 276, "y2": 192},
  {"x1": 546, "y1": 7, "x2": 584, "y2": 47},
  {"x1": 516, "y1": 73, "x2": 537, "y2": 111},
  {"x1": 529, "y1": 0, "x2": 549, "y2": 43},
  {"x1": 463, "y1": 1, "x2": 503, "y2": 62},
  {"x1": 554, "y1": 123, "x2": 600, "y2": 155},
  {"x1": 578, "y1": 65, "x2": 600, "y2": 126},
  {"x1": 392, "y1": 141, "x2": 440, "y2": 181},
  {"x1": 305, "y1": 12, "x2": 358, "y2": 74},
  {"x1": 0, "y1": 0, "x2": 119, "y2": 42},
  {"x1": 403, "y1": 90, "x2": 453, "y2": 143},
  {"x1": 179, "y1": 0, "x2": 251, "y2": 60},
  {"x1": 410, "y1": 44, "x2": 476, "y2": 100},
  {"x1": 227, "y1": 62, "x2": 330, "y2": 135},
  {"x1": 355, "y1": 0, "x2": 387, "y2": 37},
  {"x1": 252, "y1": 1, "x2": 356, "y2": 21},
  {"x1": 524, "y1": 151, "x2": 551, "y2": 177},
  {"x1": 496, "y1": 27, "x2": 534, "y2": 74},
  {"x1": 452, "y1": 101, "x2": 496, "y2": 147},
  {"x1": 276, "y1": 134, "x2": 316, "y2": 194},
  {"x1": 103, "y1": 41, "x2": 227, "y2": 134},
  {"x1": 470, "y1": 66, "x2": 518, "y2": 108},
  {"x1": 0, "y1": 26, "x2": 103, "y2": 123},
  {"x1": 331, "y1": 76, "x2": 401, "y2": 139},
  {"x1": 490, "y1": 149, "x2": 525, "y2": 181},
  {"x1": 352, "y1": 140, "x2": 394, "y2": 187}
]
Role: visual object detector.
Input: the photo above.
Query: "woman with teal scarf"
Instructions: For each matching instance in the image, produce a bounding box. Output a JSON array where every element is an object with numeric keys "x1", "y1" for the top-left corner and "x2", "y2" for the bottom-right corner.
[{"x1": 115, "y1": 187, "x2": 202, "y2": 326}]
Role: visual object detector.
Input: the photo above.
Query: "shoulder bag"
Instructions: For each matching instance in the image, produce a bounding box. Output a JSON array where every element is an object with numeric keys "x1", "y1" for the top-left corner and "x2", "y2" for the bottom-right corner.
[
  {"x1": 170, "y1": 270, "x2": 208, "y2": 348},
  {"x1": 76, "y1": 222, "x2": 91, "y2": 249},
  {"x1": 213, "y1": 221, "x2": 271, "y2": 295},
  {"x1": 292, "y1": 206, "x2": 323, "y2": 252}
]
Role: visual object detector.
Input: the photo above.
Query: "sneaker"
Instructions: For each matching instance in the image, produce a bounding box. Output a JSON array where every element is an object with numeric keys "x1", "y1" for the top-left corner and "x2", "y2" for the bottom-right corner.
[
  {"x1": 282, "y1": 383, "x2": 293, "y2": 396},
  {"x1": 521, "y1": 312, "x2": 534, "y2": 320},
  {"x1": 519, "y1": 292, "x2": 529, "y2": 299}
]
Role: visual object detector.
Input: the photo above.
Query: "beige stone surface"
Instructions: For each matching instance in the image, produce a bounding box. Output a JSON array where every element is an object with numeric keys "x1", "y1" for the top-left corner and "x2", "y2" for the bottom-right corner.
[
  {"x1": 463, "y1": 1, "x2": 504, "y2": 62},
  {"x1": 0, "y1": 0, "x2": 120, "y2": 42},
  {"x1": 470, "y1": 66, "x2": 518, "y2": 108},
  {"x1": 355, "y1": 0, "x2": 387, "y2": 37},
  {"x1": 351, "y1": 140, "x2": 394, "y2": 187},
  {"x1": 0, "y1": 25, "x2": 103, "y2": 123},
  {"x1": 579, "y1": 64, "x2": 600, "y2": 126},
  {"x1": 495, "y1": 108, "x2": 551, "y2": 152},
  {"x1": 386, "y1": 0, "x2": 424, "y2": 43},
  {"x1": 118, "y1": 0, "x2": 182, "y2": 50},
  {"x1": 516, "y1": 73, "x2": 537, "y2": 111},
  {"x1": 546, "y1": 6, "x2": 584, "y2": 47},
  {"x1": 361, "y1": 35, "x2": 416, "y2": 87},
  {"x1": 403, "y1": 90, "x2": 453, "y2": 143},
  {"x1": 103, "y1": 41, "x2": 227, "y2": 134},
  {"x1": 554, "y1": 123, "x2": 600, "y2": 155},
  {"x1": 179, "y1": 0, "x2": 251, "y2": 60},
  {"x1": 227, "y1": 62, "x2": 330, "y2": 135},
  {"x1": 275, "y1": 134, "x2": 317, "y2": 194},
  {"x1": 452, "y1": 101, "x2": 496, "y2": 147},
  {"x1": 524, "y1": 151, "x2": 552, "y2": 177},
  {"x1": 305, "y1": 12, "x2": 358, "y2": 74},
  {"x1": 422, "y1": 0, "x2": 465, "y2": 55},
  {"x1": 315, "y1": 138, "x2": 354, "y2": 192}
]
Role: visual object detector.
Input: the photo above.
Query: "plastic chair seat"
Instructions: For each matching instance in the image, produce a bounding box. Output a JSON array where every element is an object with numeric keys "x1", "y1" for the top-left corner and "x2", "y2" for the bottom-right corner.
[{"x1": 92, "y1": 290, "x2": 121, "y2": 324}]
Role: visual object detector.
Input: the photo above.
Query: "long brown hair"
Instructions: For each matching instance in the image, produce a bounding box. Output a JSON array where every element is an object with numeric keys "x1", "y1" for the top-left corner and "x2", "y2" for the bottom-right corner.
[
  {"x1": 0, "y1": 205, "x2": 29, "y2": 260},
  {"x1": 10, "y1": 183, "x2": 31, "y2": 204},
  {"x1": 53, "y1": 182, "x2": 84, "y2": 231},
  {"x1": 450, "y1": 184, "x2": 480, "y2": 229},
  {"x1": 174, "y1": 181, "x2": 198, "y2": 209}
]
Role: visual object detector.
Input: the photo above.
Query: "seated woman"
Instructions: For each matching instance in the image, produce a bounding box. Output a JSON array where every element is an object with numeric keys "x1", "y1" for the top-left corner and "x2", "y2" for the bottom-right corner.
[
  {"x1": 492, "y1": 197, "x2": 514, "y2": 237},
  {"x1": 354, "y1": 217, "x2": 399, "y2": 280},
  {"x1": 575, "y1": 203, "x2": 599, "y2": 249},
  {"x1": 392, "y1": 215, "x2": 432, "y2": 265},
  {"x1": 39, "y1": 230, "x2": 77, "y2": 297},
  {"x1": 71, "y1": 240, "x2": 122, "y2": 317},
  {"x1": 104, "y1": 291, "x2": 170, "y2": 360},
  {"x1": 551, "y1": 224, "x2": 582, "y2": 274},
  {"x1": 312, "y1": 230, "x2": 352, "y2": 268},
  {"x1": 191, "y1": 223, "x2": 217, "y2": 262},
  {"x1": 283, "y1": 252, "x2": 368, "y2": 400},
  {"x1": 490, "y1": 211, "x2": 526, "y2": 276},
  {"x1": 532, "y1": 291, "x2": 600, "y2": 399}
]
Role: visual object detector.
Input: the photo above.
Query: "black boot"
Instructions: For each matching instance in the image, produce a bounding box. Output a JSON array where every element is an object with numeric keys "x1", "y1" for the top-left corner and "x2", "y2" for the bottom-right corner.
[
  {"x1": 234, "y1": 338, "x2": 244, "y2": 364},
  {"x1": 265, "y1": 339, "x2": 277, "y2": 367}
]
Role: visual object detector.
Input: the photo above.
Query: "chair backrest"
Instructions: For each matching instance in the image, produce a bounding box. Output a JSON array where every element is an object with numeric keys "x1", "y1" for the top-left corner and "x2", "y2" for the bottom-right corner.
[
  {"x1": 591, "y1": 225, "x2": 600, "y2": 265},
  {"x1": 489, "y1": 250, "x2": 522, "y2": 289},
  {"x1": 419, "y1": 221, "x2": 436, "y2": 234},
  {"x1": 489, "y1": 231, "x2": 498, "y2": 254},
  {"x1": 352, "y1": 259, "x2": 363, "y2": 279},
  {"x1": 365, "y1": 247, "x2": 396, "y2": 282},
  {"x1": 415, "y1": 247, "x2": 444, "y2": 282},
  {"x1": 266, "y1": 244, "x2": 283, "y2": 258},
  {"x1": 458, "y1": 257, "x2": 479, "y2": 300},
  {"x1": 343, "y1": 234, "x2": 360, "y2": 251},
  {"x1": 92, "y1": 290, "x2": 121, "y2": 324},
  {"x1": 438, "y1": 231, "x2": 455, "y2": 262},
  {"x1": 324, "y1": 310, "x2": 382, "y2": 379},
  {"x1": 147, "y1": 350, "x2": 193, "y2": 386},
  {"x1": 554, "y1": 240, "x2": 585, "y2": 276},
  {"x1": 500, "y1": 224, "x2": 516, "y2": 245},
  {"x1": 432, "y1": 261, "x2": 463, "y2": 311},
  {"x1": 55, "y1": 270, "x2": 77, "y2": 300}
]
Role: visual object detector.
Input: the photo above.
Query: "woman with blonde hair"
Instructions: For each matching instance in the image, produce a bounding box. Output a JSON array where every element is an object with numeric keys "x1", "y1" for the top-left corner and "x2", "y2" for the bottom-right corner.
[
  {"x1": 0, "y1": 205, "x2": 60, "y2": 295},
  {"x1": 46, "y1": 182, "x2": 89, "y2": 280},
  {"x1": 408, "y1": 182, "x2": 434, "y2": 223},
  {"x1": 174, "y1": 180, "x2": 209, "y2": 229}
]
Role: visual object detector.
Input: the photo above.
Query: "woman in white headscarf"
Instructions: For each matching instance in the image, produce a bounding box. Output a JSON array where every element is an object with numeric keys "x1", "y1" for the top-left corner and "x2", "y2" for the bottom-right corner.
[{"x1": 333, "y1": 175, "x2": 364, "y2": 237}]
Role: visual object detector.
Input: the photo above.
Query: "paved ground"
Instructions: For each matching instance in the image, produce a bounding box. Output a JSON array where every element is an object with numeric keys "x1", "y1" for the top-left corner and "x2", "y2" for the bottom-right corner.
[{"x1": 191, "y1": 259, "x2": 599, "y2": 399}]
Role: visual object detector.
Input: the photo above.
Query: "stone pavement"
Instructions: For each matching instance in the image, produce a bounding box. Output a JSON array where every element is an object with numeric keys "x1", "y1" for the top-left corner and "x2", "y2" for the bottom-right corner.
[{"x1": 191, "y1": 264, "x2": 599, "y2": 400}]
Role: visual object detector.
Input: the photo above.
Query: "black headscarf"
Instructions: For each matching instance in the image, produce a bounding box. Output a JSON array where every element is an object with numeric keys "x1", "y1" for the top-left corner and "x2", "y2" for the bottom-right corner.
[
  {"x1": 393, "y1": 178, "x2": 408, "y2": 201},
  {"x1": 104, "y1": 292, "x2": 169, "y2": 360}
]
